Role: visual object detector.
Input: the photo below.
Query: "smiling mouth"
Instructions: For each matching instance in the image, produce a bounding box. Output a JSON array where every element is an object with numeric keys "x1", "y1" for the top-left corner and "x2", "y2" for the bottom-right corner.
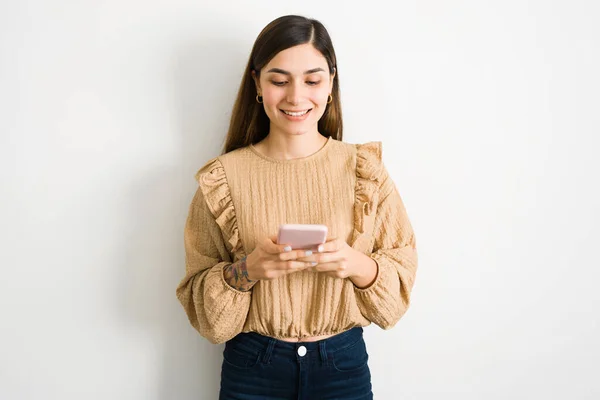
[{"x1": 280, "y1": 109, "x2": 312, "y2": 117}]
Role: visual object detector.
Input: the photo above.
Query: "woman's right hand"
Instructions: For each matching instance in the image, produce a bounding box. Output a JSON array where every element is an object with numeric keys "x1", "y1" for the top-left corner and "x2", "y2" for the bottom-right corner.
[{"x1": 245, "y1": 236, "x2": 316, "y2": 281}]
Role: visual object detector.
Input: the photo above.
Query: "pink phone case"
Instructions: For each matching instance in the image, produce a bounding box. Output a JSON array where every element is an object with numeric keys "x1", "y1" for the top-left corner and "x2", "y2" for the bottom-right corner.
[{"x1": 277, "y1": 224, "x2": 328, "y2": 250}]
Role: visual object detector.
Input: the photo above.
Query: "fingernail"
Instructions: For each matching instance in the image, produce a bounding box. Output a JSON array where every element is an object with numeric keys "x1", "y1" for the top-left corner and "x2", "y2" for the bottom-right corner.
[
  {"x1": 305, "y1": 250, "x2": 313, "y2": 256},
  {"x1": 284, "y1": 246, "x2": 292, "y2": 252},
  {"x1": 318, "y1": 245, "x2": 324, "y2": 252},
  {"x1": 311, "y1": 262, "x2": 318, "y2": 266}
]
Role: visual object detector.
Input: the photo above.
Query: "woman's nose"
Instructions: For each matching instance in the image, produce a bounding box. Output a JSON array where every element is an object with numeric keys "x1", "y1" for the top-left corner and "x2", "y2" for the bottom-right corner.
[{"x1": 286, "y1": 82, "x2": 303, "y2": 105}]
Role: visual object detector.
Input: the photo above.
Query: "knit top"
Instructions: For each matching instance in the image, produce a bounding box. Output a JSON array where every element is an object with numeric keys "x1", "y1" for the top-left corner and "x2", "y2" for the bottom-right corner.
[{"x1": 176, "y1": 137, "x2": 418, "y2": 344}]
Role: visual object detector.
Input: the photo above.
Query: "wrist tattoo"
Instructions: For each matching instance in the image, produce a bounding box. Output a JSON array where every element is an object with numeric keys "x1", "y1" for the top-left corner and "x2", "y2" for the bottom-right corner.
[{"x1": 223, "y1": 257, "x2": 256, "y2": 292}]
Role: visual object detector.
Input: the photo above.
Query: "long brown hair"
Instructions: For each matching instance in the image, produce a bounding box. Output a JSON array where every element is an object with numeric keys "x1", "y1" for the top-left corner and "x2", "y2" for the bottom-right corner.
[{"x1": 222, "y1": 15, "x2": 343, "y2": 154}]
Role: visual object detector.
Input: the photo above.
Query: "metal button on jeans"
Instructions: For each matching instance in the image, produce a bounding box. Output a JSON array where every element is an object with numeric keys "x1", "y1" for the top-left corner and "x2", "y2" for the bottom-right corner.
[{"x1": 297, "y1": 345, "x2": 307, "y2": 357}]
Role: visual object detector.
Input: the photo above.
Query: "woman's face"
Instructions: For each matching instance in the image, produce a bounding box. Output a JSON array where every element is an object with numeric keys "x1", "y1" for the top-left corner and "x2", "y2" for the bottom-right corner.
[{"x1": 253, "y1": 43, "x2": 335, "y2": 137}]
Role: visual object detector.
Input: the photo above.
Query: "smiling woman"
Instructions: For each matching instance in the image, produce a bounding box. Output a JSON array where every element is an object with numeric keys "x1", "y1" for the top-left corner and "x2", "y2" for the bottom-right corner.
[
  {"x1": 256, "y1": 55, "x2": 333, "y2": 129},
  {"x1": 176, "y1": 14, "x2": 418, "y2": 400},
  {"x1": 222, "y1": 15, "x2": 343, "y2": 153}
]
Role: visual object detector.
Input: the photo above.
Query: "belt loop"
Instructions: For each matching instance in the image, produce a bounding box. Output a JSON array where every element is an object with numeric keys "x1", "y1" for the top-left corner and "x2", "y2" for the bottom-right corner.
[
  {"x1": 319, "y1": 341, "x2": 328, "y2": 367},
  {"x1": 262, "y1": 338, "x2": 276, "y2": 364}
]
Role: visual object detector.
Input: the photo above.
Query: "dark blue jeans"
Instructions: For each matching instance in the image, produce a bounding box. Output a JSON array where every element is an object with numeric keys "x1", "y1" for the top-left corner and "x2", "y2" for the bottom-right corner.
[{"x1": 219, "y1": 327, "x2": 373, "y2": 399}]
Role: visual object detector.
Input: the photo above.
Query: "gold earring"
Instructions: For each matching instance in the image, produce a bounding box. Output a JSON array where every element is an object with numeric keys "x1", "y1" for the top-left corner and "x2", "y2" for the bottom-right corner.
[
  {"x1": 327, "y1": 94, "x2": 333, "y2": 104},
  {"x1": 256, "y1": 94, "x2": 263, "y2": 103}
]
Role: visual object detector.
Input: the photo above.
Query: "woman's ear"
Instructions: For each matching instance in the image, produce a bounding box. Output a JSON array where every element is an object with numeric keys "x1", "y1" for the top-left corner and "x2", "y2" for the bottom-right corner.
[
  {"x1": 329, "y1": 67, "x2": 336, "y2": 92},
  {"x1": 251, "y1": 70, "x2": 261, "y2": 94}
]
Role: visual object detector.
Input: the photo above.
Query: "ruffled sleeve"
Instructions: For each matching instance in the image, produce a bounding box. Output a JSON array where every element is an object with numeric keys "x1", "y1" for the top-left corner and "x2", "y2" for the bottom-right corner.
[
  {"x1": 195, "y1": 158, "x2": 245, "y2": 262},
  {"x1": 351, "y1": 142, "x2": 384, "y2": 253},
  {"x1": 175, "y1": 158, "x2": 251, "y2": 344},
  {"x1": 351, "y1": 142, "x2": 419, "y2": 329}
]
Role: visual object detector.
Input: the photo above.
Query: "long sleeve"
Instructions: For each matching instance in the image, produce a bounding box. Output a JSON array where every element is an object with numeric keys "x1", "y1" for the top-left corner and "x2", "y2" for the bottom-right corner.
[
  {"x1": 353, "y1": 148, "x2": 418, "y2": 329},
  {"x1": 175, "y1": 160, "x2": 252, "y2": 344}
]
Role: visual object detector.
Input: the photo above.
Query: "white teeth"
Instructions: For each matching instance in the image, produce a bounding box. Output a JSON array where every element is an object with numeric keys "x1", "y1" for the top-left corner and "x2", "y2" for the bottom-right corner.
[{"x1": 282, "y1": 109, "x2": 309, "y2": 116}]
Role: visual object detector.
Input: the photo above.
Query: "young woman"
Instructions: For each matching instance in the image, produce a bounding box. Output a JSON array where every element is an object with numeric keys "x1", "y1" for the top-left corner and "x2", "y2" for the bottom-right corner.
[{"x1": 176, "y1": 15, "x2": 418, "y2": 399}]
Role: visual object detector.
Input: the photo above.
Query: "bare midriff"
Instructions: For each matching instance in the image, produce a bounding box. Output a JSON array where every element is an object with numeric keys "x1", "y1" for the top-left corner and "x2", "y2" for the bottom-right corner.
[{"x1": 277, "y1": 333, "x2": 337, "y2": 343}]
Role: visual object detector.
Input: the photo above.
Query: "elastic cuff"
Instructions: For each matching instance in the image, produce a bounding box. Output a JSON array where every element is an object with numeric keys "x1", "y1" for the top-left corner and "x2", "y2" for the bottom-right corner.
[{"x1": 354, "y1": 255, "x2": 387, "y2": 293}]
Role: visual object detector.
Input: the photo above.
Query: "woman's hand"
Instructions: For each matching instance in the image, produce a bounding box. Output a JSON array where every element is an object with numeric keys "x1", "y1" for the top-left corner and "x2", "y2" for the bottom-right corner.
[
  {"x1": 245, "y1": 236, "x2": 317, "y2": 281},
  {"x1": 306, "y1": 238, "x2": 379, "y2": 288}
]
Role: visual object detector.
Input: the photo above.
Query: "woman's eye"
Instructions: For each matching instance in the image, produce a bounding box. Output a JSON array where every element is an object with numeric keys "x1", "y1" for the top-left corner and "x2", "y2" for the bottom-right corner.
[{"x1": 271, "y1": 80, "x2": 321, "y2": 86}]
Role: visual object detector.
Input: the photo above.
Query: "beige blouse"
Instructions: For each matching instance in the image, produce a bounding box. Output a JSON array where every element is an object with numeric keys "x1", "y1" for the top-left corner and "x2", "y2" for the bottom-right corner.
[{"x1": 176, "y1": 137, "x2": 418, "y2": 344}]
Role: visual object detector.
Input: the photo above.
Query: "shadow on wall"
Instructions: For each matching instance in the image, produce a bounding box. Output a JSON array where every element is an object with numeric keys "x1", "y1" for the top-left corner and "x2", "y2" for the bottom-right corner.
[{"x1": 115, "y1": 36, "x2": 247, "y2": 400}]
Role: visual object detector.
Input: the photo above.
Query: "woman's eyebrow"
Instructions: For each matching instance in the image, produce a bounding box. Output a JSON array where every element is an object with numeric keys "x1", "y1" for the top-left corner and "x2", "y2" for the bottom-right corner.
[{"x1": 266, "y1": 67, "x2": 325, "y2": 75}]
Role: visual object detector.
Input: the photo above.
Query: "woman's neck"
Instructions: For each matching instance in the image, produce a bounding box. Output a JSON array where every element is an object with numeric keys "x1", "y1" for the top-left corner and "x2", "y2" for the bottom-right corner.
[{"x1": 255, "y1": 131, "x2": 328, "y2": 161}]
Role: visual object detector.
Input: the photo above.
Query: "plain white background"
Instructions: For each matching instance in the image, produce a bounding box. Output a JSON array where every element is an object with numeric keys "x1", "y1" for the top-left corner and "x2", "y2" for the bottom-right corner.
[{"x1": 2, "y1": 1, "x2": 599, "y2": 399}]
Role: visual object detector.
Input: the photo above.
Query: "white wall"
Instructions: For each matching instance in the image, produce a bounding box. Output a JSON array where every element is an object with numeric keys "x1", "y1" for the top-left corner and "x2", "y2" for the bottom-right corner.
[{"x1": 2, "y1": 1, "x2": 599, "y2": 399}]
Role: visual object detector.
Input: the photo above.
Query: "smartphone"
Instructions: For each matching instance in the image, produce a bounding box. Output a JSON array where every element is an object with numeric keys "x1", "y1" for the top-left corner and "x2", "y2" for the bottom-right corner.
[{"x1": 277, "y1": 224, "x2": 328, "y2": 250}]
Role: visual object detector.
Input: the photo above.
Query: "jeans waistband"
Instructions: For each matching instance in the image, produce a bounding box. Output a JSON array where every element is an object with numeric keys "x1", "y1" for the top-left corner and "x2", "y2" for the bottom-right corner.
[{"x1": 227, "y1": 327, "x2": 364, "y2": 359}]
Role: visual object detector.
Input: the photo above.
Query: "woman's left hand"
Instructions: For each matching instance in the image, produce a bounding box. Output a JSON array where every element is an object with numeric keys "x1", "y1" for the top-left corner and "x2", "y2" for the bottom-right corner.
[{"x1": 300, "y1": 238, "x2": 378, "y2": 286}]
